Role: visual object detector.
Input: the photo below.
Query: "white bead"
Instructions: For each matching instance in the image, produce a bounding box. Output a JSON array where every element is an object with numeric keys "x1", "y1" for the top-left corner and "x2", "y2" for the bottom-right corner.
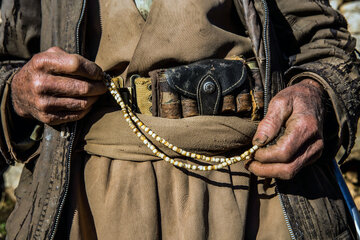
[
  {"x1": 192, "y1": 165, "x2": 197, "y2": 170},
  {"x1": 191, "y1": 153, "x2": 196, "y2": 158},
  {"x1": 152, "y1": 133, "x2": 156, "y2": 138},
  {"x1": 165, "y1": 157, "x2": 170, "y2": 162},
  {"x1": 253, "y1": 145, "x2": 259, "y2": 150},
  {"x1": 186, "y1": 152, "x2": 190, "y2": 157},
  {"x1": 207, "y1": 166, "x2": 212, "y2": 171},
  {"x1": 170, "y1": 159, "x2": 174, "y2": 164},
  {"x1": 156, "y1": 137, "x2": 161, "y2": 141},
  {"x1": 179, "y1": 162, "x2": 184, "y2": 167},
  {"x1": 249, "y1": 149, "x2": 254, "y2": 154}
]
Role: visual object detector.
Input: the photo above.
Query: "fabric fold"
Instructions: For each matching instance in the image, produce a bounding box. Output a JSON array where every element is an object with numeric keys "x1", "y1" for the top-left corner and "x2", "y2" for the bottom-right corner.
[{"x1": 83, "y1": 96, "x2": 258, "y2": 162}]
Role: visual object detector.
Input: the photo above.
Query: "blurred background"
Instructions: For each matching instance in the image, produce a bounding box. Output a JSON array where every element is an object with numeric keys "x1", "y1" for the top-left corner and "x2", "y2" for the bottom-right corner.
[
  {"x1": 330, "y1": 0, "x2": 360, "y2": 211},
  {"x1": 0, "y1": 0, "x2": 359, "y2": 239}
]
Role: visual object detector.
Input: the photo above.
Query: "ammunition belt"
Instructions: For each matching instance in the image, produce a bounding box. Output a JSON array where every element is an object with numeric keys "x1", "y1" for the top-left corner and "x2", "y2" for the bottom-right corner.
[{"x1": 115, "y1": 58, "x2": 264, "y2": 120}]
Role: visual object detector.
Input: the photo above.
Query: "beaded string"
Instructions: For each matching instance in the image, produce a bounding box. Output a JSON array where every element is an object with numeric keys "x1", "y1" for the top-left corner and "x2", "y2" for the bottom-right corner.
[{"x1": 103, "y1": 74, "x2": 259, "y2": 171}]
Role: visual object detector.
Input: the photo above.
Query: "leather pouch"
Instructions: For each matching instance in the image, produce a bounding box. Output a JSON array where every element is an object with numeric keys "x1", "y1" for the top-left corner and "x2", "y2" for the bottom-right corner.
[{"x1": 150, "y1": 59, "x2": 248, "y2": 117}]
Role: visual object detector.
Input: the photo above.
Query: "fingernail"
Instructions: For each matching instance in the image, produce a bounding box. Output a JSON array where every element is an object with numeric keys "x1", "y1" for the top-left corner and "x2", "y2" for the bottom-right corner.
[{"x1": 254, "y1": 135, "x2": 268, "y2": 145}]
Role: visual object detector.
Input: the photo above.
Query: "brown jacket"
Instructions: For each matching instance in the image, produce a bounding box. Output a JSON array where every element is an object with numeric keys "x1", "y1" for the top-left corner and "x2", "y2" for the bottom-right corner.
[{"x1": 0, "y1": 0, "x2": 359, "y2": 239}]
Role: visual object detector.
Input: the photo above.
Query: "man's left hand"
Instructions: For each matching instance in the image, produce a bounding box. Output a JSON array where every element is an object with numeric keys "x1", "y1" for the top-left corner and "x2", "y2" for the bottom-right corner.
[{"x1": 248, "y1": 79, "x2": 326, "y2": 180}]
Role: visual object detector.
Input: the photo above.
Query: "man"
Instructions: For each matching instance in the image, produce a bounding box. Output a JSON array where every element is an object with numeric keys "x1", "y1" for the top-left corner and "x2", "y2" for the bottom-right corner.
[{"x1": 0, "y1": 0, "x2": 359, "y2": 239}]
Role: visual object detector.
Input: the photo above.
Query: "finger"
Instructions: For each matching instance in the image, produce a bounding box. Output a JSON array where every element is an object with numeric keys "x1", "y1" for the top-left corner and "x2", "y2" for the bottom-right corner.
[
  {"x1": 36, "y1": 107, "x2": 92, "y2": 125},
  {"x1": 252, "y1": 96, "x2": 292, "y2": 147},
  {"x1": 34, "y1": 74, "x2": 107, "y2": 97},
  {"x1": 31, "y1": 50, "x2": 103, "y2": 81},
  {"x1": 248, "y1": 139, "x2": 323, "y2": 179},
  {"x1": 33, "y1": 96, "x2": 99, "y2": 113},
  {"x1": 254, "y1": 114, "x2": 322, "y2": 163}
]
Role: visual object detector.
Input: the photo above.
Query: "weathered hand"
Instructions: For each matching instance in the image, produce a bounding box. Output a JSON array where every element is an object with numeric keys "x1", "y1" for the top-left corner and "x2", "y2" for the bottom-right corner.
[
  {"x1": 248, "y1": 79, "x2": 325, "y2": 180},
  {"x1": 11, "y1": 47, "x2": 107, "y2": 125}
]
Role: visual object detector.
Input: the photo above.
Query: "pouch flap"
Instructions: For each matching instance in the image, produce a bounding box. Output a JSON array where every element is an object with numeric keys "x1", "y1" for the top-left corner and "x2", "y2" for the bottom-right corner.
[{"x1": 161, "y1": 59, "x2": 247, "y2": 98}]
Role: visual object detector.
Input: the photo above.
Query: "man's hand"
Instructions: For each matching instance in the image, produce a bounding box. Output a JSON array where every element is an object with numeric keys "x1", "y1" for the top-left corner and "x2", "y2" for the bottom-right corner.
[
  {"x1": 249, "y1": 79, "x2": 325, "y2": 180},
  {"x1": 11, "y1": 47, "x2": 107, "y2": 125}
]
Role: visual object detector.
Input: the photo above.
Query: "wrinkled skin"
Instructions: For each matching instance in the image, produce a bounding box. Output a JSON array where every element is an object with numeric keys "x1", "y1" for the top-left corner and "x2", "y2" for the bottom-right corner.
[
  {"x1": 250, "y1": 79, "x2": 325, "y2": 180},
  {"x1": 11, "y1": 47, "x2": 107, "y2": 125},
  {"x1": 11, "y1": 47, "x2": 325, "y2": 179}
]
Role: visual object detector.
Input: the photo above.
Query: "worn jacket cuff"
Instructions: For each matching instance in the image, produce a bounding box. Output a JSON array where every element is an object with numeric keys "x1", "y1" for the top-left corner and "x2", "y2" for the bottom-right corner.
[
  {"x1": 0, "y1": 65, "x2": 42, "y2": 164},
  {"x1": 285, "y1": 62, "x2": 359, "y2": 163}
]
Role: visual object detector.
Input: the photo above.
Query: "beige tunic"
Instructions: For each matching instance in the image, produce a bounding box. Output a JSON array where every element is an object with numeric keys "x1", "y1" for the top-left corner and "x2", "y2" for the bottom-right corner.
[{"x1": 67, "y1": 0, "x2": 290, "y2": 239}]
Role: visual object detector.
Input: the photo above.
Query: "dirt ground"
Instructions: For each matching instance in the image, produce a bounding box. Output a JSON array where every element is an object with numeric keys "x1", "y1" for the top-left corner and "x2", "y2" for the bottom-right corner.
[{"x1": 0, "y1": 192, "x2": 14, "y2": 239}]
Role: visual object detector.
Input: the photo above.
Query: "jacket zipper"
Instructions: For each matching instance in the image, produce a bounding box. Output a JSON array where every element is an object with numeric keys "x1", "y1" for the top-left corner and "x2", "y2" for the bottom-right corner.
[
  {"x1": 261, "y1": 0, "x2": 270, "y2": 115},
  {"x1": 48, "y1": 0, "x2": 86, "y2": 239},
  {"x1": 276, "y1": 182, "x2": 296, "y2": 240},
  {"x1": 76, "y1": 0, "x2": 87, "y2": 57},
  {"x1": 48, "y1": 124, "x2": 77, "y2": 240},
  {"x1": 261, "y1": 0, "x2": 295, "y2": 238},
  {"x1": 98, "y1": 0, "x2": 103, "y2": 31}
]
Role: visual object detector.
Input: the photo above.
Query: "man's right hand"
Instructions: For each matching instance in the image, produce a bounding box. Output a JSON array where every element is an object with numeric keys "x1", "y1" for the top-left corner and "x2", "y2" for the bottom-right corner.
[{"x1": 11, "y1": 47, "x2": 107, "y2": 125}]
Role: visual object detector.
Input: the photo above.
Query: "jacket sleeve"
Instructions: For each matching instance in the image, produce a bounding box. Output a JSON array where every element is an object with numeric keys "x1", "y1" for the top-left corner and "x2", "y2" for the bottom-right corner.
[
  {"x1": 0, "y1": 0, "x2": 42, "y2": 164},
  {"x1": 270, "y1": 0, "x2": 360, "y2": 161}
]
